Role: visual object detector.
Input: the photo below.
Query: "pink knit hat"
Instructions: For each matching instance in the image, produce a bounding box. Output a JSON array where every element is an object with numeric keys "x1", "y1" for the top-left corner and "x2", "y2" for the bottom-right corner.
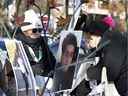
[{"x1": 101, "y1": 16, "x2": 115, "y2": 29}]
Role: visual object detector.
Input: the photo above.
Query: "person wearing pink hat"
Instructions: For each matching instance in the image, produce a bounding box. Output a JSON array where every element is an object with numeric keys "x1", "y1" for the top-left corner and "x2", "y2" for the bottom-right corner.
[{"x1": 82, "y1": 16, "x2": 128, "y2": 96}]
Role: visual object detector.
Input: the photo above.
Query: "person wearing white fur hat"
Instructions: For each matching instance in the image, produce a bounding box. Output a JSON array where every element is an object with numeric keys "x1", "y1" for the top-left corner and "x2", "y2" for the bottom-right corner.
[{"x1": 15, "y1": 9, "x2": 56, "y2": 95}]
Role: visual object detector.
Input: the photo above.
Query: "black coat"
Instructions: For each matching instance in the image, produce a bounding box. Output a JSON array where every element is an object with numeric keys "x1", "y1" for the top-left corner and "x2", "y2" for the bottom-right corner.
[
  {"x1": 15, "y1": 32, "x2": 56, "y2": 76},
  {"x1": 87, "y1": 31, "x2": 128, "y2": 95}
]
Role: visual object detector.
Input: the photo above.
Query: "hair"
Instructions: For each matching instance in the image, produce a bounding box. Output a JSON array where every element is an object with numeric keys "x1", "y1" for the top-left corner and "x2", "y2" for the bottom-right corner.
[{"x1": 62, "y1": 33, "x2": 78, "y2": 62}]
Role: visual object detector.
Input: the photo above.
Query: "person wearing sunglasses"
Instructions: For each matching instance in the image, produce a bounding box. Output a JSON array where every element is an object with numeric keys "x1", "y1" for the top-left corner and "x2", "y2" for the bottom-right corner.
[{"x1": 15, "y1": 21, "x2": 56, "y2": 95}]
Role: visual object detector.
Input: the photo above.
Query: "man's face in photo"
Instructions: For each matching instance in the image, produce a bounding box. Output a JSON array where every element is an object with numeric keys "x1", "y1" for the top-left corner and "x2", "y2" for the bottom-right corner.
[{"x1": 61, "y1": 44, "x2": 75, "y2": 65}]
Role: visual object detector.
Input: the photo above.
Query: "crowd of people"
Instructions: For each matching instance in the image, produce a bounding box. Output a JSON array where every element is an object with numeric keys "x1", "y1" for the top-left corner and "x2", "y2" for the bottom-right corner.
[{"x1": 0, "y1": 6, "x2": 128, "y2": 96}]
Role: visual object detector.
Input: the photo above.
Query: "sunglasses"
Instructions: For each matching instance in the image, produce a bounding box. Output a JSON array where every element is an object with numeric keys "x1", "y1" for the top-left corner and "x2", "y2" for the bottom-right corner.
[{"x1": 32, "y1": 28, "x2": 43, "y2": 33}]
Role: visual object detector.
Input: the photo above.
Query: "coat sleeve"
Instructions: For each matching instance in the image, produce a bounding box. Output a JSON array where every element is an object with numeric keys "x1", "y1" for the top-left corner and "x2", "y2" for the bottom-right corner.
[{"x1": 40, "y1": 37, "x2": 56, "y2": 75}]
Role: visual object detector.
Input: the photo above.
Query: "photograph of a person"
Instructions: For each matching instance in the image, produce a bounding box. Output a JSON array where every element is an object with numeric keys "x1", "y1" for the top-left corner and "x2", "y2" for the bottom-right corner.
[
  {"x1": 57, "y1": 31, "x2": 82, "y2": 64},
  {"x1": 60, "y1": 33, "x2": 78, "y2": 65},
  {"x1": 53, "y1": 31, "x2": 82, "y2": 93}
]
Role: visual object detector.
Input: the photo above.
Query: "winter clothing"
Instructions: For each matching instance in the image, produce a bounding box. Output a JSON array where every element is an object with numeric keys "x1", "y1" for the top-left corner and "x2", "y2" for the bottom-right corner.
[
  {"x1": 87, "y1": 29, "x2": 128, "y2": 96},
  {"x1": 15, "y1": 32, "x2": 56, "y2": 76}
]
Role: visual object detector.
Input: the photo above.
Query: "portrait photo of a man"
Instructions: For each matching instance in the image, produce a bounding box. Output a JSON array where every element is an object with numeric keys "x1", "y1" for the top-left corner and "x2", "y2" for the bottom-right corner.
[{"x1": 53, "y1": 31, "x2": 82, "y2": 92}]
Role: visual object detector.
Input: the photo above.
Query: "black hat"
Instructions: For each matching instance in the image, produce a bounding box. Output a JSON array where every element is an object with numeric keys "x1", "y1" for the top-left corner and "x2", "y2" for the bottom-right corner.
[
  {"x1": 85, "y1": 20, "x2": 109, "y2": 36},
  {"x1": 85, "y1": 16, "x2": 115, "y2": 36}
]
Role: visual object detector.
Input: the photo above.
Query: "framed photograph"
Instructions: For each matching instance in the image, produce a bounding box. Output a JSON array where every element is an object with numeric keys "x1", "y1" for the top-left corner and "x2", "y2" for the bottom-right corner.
[
  {"x1": 53, "y1": 31, "x2": 82, "y2": 92},
  {"x1": 57, "y1": 30, "x2": 82, "y2": 63}
]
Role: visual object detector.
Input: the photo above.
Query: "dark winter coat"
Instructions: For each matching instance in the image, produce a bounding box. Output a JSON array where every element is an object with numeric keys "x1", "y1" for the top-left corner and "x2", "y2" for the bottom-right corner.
[
  {"x1": 87, "y1": 31, "x2": 128, "y2": 96},
  {"x1": 15, "y1": 32, "x2": 56, "y2": 76}
]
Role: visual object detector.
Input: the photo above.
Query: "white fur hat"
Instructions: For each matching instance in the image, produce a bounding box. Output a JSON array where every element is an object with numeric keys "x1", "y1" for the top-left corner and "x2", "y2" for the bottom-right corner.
[
  {"x1": 21, "y1": 9, "x2": 42, "y2": 32},
  {"x1": 21, "y1": 22, "x2": 35, "y2": 32}
]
